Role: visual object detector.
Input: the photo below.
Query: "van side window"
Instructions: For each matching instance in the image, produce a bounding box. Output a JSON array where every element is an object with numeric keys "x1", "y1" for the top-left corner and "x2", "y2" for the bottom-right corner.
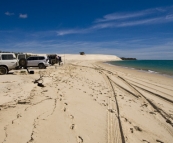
[
  {"x1": 33, "y1": 57, "x2": 38, "y2": 60},
  {"x1": 38, "y1": 57, "x2": 45, "y2": 60},
  {"x1": 27, "y1": 57, "x2": 34, "y2": 60},
  {"x1": 2, "y1": 54, "x2": 14, "y2": 60}
]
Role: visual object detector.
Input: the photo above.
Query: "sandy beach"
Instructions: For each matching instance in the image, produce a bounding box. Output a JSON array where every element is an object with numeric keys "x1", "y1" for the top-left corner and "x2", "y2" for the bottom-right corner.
[{"x1": 0, "y1": 55, "x2": 173, "y2": 143}]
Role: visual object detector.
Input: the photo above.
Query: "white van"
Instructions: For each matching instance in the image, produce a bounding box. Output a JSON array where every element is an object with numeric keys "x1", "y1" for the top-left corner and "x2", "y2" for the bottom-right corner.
[
  {"x1": 27, "y1": 56, "x2": 49, "y2": 69},
  {"x1": 0, "y1": 53, "x2": 18, "y2": 75}
]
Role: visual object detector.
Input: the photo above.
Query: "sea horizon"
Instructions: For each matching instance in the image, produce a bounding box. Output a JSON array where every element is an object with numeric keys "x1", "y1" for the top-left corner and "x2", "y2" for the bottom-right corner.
[{"x1": 107, "y1": 60, "x2": 173, "y2": 76}]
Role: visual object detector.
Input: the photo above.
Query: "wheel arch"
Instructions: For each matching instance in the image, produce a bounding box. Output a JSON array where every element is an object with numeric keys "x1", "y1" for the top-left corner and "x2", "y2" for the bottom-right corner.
[
  {"x1": 38, "y1": 63, "x2": 44, "y2": 66},
  {"x1": 0, "y1": 65, "x2": 9, "y2": 71},
  {"x1": 38, "y1": 63, "x2": 46, "y2": 69}
]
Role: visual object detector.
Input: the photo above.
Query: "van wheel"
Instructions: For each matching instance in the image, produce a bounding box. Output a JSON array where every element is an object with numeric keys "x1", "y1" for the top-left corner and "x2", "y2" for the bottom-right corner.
[
  {"x1": 0, "y1": 66, "x2": 8, "y2": 75},
  {"x1": 38, "y1": 64, "x2": 46, "y2": 69}
]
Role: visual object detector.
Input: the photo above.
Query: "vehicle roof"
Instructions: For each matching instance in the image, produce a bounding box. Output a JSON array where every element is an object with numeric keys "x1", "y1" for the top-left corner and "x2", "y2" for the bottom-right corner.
[
  {"x1": 0, "y1": 53, "x2": 15, "y2": 55},
  {"x1": 28, "y1": 55, "x2": 47, "y2": 57}
]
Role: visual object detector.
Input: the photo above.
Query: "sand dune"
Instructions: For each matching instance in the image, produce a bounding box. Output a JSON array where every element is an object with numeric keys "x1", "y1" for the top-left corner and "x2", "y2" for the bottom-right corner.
[
  {"x1": 28, "y1": 53, "x2": 122, "y2": 61},
  {"x1": 0, "y1": 58, "x2": 173, "y2": 143},
  {"x1": 59, "y1": 54, "x2": 122, "y2": 61}
]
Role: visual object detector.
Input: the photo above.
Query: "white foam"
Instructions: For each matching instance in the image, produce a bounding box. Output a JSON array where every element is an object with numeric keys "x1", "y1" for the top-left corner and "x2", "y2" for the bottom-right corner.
[{"x1": 148, "y1": 70, "x2": 158, "y2": 74}]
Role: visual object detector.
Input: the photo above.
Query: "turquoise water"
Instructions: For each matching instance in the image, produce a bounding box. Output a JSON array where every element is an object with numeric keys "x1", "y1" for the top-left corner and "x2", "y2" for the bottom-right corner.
[{"x1": 107, "y1": 60, "x2": 173, "y2": 76}]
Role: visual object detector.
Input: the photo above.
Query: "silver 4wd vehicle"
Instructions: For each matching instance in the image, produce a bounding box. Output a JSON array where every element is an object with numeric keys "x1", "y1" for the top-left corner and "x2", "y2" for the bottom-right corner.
[
  {"x1": 27, "y1": 56, "x2": 49, "y2": 69},
  {"x1": 0, "y1": 53, "x2": 18, "y2": 75}
]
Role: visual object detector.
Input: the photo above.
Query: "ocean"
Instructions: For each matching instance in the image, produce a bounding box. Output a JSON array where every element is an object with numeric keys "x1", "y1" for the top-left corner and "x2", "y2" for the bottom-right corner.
[{"x1": 107, "y1": 60, "x2": 173, "y2": 76}]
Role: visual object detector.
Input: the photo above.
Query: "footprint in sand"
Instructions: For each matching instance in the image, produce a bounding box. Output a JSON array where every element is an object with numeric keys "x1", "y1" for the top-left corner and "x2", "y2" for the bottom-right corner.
[
  {"x1": 134, "y1": 126, "x2": 142, "y2": 132},
  {"x1": 124, "y1": 118, "x2": 131, "y2": 124},
  {"x1": 101, "y1": 103, "x2": 107, "y2": 106},
  {"x1": 149, "y1": 112, "x2": 156, "y2": 115},
  {"x1": 64, "y1": 103, "x2": 68, "y2": 105},
  {"x1": 156, "y1": 139, "x2": 164, "y2": 143},
  {"x1": 17, "y1": 114, "x2": 22, "y2": 118},
  {"x1": 69, "y1": 115, "x2": 74, "y2": 119},
  {"x1": 108, "y1": 109, "x2": 115, "y2": 113},
  {"x1": 142, "y1": 139, "x2": 150, "y2": 143},
  {"x1": 70, "y1": 124, "x2": 75, "y2": 130},
  {"x1": 130, "y1": 128, "x2": 133, "y2": 133},
  {"x1": 77, "y1": 136, "x2": 83, "y2": 143}
]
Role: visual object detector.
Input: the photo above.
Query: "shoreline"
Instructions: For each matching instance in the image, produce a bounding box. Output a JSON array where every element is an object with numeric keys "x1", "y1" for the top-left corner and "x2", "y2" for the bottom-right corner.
[
  {"x1": 100, "y1": 61, "x2": 173, "y2": 83},
  {"x1": 105, "y1": 60, "x2": 173, "y2": 77}
]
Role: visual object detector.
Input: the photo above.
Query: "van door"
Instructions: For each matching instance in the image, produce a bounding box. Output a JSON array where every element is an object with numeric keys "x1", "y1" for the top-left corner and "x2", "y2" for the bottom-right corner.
[
  {"x1": 34, "y1": 57, "x2": 39, "y2": 66},
  {"x1": 27, "y1": 57, "x2": 34, "y2": 66},
  {"x1": 38, "y1": 56, "x2": 45, "y2": 64},
  {"x1": 1, "y1": 54, "x2": 17, "y2": 69}
]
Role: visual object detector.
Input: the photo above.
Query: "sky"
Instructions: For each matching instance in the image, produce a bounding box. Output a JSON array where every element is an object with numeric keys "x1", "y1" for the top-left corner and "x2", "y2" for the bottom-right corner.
[{"x1": 0, "y1": 0, "x2": 173, "y2": 59}]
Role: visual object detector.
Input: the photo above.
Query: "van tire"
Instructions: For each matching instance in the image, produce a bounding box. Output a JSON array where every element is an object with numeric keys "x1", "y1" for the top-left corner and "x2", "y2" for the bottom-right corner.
[
  {"x1": 38, "y1": 64, "x2": 46, "y2": 69},
  {"x1": 0, "y1": 66, "x2": 8, "y2": 75}
]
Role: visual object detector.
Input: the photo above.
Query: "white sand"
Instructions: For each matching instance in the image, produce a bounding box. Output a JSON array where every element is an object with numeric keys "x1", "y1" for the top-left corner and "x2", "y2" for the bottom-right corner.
[
  {"x1": 0, "y1": 55, "x2": 172, "y2": 143},
  {"x1": 27, "y1": 53, "x2": 122, "y2": 61},
  {"x1": 59, "y1": 54, "x2": 122, "y2": 61}
]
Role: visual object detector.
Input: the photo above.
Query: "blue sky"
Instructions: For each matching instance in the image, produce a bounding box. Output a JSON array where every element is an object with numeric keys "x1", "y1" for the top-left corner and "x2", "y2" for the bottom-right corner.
[{"x1": 0, "y1": 0, "x2": 173, "y2": 59}]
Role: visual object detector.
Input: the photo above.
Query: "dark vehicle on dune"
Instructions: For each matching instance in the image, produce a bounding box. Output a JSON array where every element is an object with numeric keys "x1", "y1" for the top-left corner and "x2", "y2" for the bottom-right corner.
[
  {"x1": 47, "y1": 54, "x2": 58, "y2": 65},
  {"x1": 47, "y1": 54, "x2": 62, "y2": 65}
]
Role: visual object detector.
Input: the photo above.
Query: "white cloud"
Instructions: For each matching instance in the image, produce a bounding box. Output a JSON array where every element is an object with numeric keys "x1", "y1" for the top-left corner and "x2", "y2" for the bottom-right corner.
[
  {"x1": 19, "y1": 14, "x2": 28, "y2": 18},
  {"x1": 115, "y1": 17, "x2": 165, "y2": 27},
  {"x1": 95, "y1": 11, "x2": 151, "y2": 23},
  {"x1": 55, "y1": 6, "x2": 173, "y2": 36},
  {"x1": 166, "y1": 14, "x2": 173, "y2": 20},
  {"x1": 92, "y1": 16, "x2": 173, "y2": 29},
  {"x1": 56, "y1": 15, "x2": 173, "y2": 36},
  {"x1": 57, "y1": 29, "x2": 84, "y2": 36},
  {"x1": 91, "y1": 23, "x2": 114, "y2": 29},
  {"x1": 95, "y1": 6, "x2": 173, "y2": 23},
  {"x1": 57, "y1": 28, "x2": 92, "y2": 36},
  {"x1": 5, "y1": 11, "x2": 14, "y2": 16}
]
